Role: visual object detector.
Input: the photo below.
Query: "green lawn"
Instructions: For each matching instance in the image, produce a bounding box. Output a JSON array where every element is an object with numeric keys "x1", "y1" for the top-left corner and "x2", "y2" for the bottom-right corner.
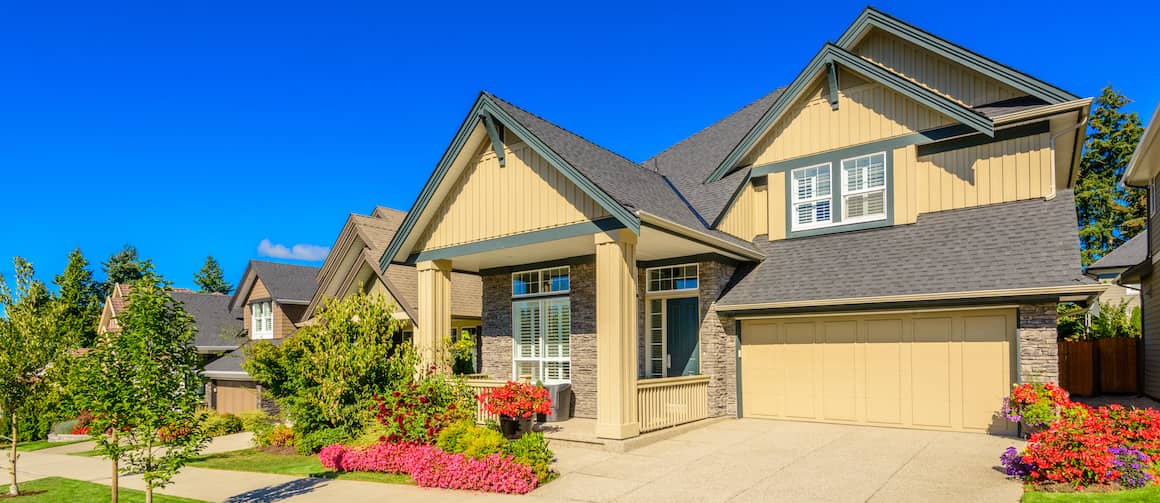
[
  {"x1": 0, "y1": 476, "x2": 206, "y2": 502},
  {"x1": 65, "y1": 448, "x2": 104, "y2": 457},
  {"x1": 188, "y1": 448, "x2": 413, "y2": 485},
  {"x1": 3, "y1": 440, "x2": 86, "y2": 452},
  {"x1": 1022, "y1": 486, "x2": 1160, "y2": 502}
]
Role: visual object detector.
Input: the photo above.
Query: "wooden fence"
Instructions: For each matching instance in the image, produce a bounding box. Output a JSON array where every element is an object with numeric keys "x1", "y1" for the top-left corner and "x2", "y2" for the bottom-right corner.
[
  {"x1": 1058, "y1": 338, "x2": 1139, "y2": 396},
  {"x1": 637, "y1": 375, "x2": 710, "y2": 433}
]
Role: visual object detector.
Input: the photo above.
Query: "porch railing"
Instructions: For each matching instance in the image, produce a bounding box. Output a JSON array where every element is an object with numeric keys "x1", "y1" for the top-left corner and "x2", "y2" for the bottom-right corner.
[
  {"x1": 637, "y1": 375, "x2": 711, "y2": 433},
  {"x1": 464, "y1": 378, "x2": 507, "y2": 424}
]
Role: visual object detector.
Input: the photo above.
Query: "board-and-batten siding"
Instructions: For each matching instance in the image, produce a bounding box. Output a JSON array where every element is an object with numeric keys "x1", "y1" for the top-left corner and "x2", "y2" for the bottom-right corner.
[
  {"x1": 416, "y1": 141, "x2": 610, "y2": 251},
  {"x1": 718, "y1": 183, "x2": 768, "y2": 240},
  {"x1": 851, "y1": 29, "x2": 1023, "y2": 107},
  {"x1": 742, "y1": 74, "x2": 953, "y2": 168},
  {"x1": 892, "y1": 132, "x2": 1054, "y2": 225}
]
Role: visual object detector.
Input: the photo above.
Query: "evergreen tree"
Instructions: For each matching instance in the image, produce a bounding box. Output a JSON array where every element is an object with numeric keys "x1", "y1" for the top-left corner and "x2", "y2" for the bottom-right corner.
[
  {"x1": 53, "y1": 248, "x2": 102, "y2": 347},
  {"x1": 193, "y1": 256, "x2": 232, "y2": 294},
  {"x1": 100, "y1": 245, "x2": 153, "y2": 296},
  {"x1": 1075, "y1": 86, "x2": 1146, "y2": 265}
]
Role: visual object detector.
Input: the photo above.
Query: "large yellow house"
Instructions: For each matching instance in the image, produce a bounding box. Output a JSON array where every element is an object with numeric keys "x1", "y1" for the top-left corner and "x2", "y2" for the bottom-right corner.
[{"x1": 381, "y1": 7, "x2": 1102, "y2": 439}]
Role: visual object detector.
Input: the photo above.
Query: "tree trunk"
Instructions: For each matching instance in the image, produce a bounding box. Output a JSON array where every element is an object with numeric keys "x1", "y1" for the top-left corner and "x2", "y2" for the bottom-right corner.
[
  {"x1": 145, "y1": 486, "x2": 152, "y2": 503},
  {"x1": 110, "y1": 430, "x2": 119, "y2": 503},
  {"x1": 7, "y1": 412, "x2": 18, "y2": 496}
]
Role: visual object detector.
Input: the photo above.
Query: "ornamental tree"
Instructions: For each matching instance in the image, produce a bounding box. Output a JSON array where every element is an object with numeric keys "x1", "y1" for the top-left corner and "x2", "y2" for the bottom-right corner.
[
  {"x1": 244, "y1": 293, "x2": 413, "y2": 451},
  {"x1": 0, "y1": 258, "x2": 65, "y2": 497},
  {"x1": 74, "y1": 275, "x2": 208, "y2": 503}
]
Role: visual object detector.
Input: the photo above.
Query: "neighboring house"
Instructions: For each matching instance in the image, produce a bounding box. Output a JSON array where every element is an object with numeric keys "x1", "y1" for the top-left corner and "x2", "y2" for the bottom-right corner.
[
  {"x1": 202, "y1": 260, "x2": 320, "y2": 414},
  {"x1": 97, "y1": 283, "x2": 245, "y2": 366},
  {"x1": 302, "y1": 206, "x2": 483, "y2": 359},
  {"x1": 1120, "y1": 103, "x2": 1160, "y2": 399},
  {"x1": 1085, "y1": 233, "x2": 1145, "y2": 312},
  {"x1": 379, "y1": 7, "x2": 1103, "y2": 439}
]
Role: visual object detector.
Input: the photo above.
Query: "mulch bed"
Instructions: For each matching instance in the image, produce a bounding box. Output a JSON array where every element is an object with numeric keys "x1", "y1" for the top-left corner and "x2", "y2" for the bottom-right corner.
[{"x1": 255, "y1": 446, "x2": 297, "y2": 456}]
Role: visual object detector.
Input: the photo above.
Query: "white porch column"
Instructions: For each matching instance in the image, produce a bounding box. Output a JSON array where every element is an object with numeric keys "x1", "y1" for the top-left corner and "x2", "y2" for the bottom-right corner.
[
  {"x1": 594, "y1": 229, "x2": 640, "y2": 439},
  {"x1": 416, "y1": 259, "x2": 452, "y2": 373}
]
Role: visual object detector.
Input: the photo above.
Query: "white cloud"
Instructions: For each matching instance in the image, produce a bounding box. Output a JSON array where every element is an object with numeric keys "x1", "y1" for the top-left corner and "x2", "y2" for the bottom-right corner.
[{"x1": 257, "y1": 239, "x2": 330, "y2": 262}]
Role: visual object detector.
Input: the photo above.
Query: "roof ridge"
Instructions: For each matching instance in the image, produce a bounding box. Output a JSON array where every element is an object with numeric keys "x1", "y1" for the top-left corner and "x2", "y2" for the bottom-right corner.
[
  {"x1": 483, "y1": 92, "x2": 656, "y2": 176},
  {"x1": 642, "y1": 87, "x2": 786, "y2": 172}
]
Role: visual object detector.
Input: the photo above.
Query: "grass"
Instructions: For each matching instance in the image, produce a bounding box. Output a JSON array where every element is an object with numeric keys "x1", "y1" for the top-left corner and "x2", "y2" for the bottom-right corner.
[
  {"x1": 188, "y1": 448, "x2": 413, "y2": 485},
  {"x1": 0, "y1": 476, "x2": 206, "y2": 502},
  {"x1": 65, "y1": 448, "x2": 104, "y2": 458},
  {"x1": 2, "y1": 440, "x2": 86, "y2": 453},
  {"x1": 1022, "y1": 485, "x2": 1160, "y2": 502}
]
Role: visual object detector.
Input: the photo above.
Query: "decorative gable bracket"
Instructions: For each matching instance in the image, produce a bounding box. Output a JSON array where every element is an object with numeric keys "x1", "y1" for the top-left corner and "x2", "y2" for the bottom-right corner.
[
  {"x1": 826, "y1": 62, "x2": 839, "y2": 110},
  {"x1": 480, "y1": 112, "x2": 506, "y2": 167}
]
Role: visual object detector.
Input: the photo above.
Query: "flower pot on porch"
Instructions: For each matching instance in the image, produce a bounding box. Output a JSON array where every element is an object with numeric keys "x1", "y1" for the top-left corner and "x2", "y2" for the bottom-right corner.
[{"x1": 499, "y1": 415, "x2": 533, "y2": 439}]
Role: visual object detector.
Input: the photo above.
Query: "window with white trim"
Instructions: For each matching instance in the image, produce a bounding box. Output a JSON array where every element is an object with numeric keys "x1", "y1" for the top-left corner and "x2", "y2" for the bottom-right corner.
[
  {"x1": 511, "y1": 267, "x2": 570, "y2": 384},
  {"x1": 841, "y1": 152, "x2": 888, "y2": 223},
  {"x1": 791, "y1": 163, "x2": 832, "y2": 230},
  {"x1": 646, "y1": 264, "x2": 698, "y2": 293},
  {"x1": 647, "y1": 299, "x2": 664, "y2": 377},
  {"x1": 250, "y1": 301, "x2": 273, "y2": 339}
]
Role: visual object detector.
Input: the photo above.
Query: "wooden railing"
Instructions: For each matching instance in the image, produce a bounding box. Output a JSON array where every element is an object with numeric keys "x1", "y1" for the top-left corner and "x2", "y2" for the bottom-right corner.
[
  {"x1": 465, "y1": 378, "x2": 507, "y2": 424},
  {"x1": 637, "y1": 375, "x2": 710, "y2": 433}
]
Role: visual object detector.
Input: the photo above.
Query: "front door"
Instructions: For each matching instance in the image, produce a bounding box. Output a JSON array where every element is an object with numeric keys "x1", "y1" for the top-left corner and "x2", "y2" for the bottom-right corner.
[{"x1": 665, "y1": 297, "x2": 700, "y2": 377}]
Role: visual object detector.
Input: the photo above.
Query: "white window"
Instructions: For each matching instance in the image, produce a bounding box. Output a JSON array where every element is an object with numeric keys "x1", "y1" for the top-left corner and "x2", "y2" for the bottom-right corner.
[
  {"x1": 511, "y1": 266, "x2": 570, "y2": 384},
  {"x1": 647, "y1": 299, "x2": 664, "y2": 377},
  {"x1": 646, "y1": 264, "x2": 698, "y2": 293},
  {"x1": 513, "y1": 297, "x2": 570, "y2": 384},
  {"x1": 841, "y1": 152, "x2": 888, "y2": 223},
  {"x1": 512, "y1": 266, "x2": 570, "y2": 297},
  {"x1": 791, "y1": 163, "x2": 833, "y2": 230},
  {"x1": 250, "y1": 301, "x2": 273, "y2": 339}
]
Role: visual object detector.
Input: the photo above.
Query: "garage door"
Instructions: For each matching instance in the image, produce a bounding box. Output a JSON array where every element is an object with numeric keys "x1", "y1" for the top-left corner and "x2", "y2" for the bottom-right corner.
[
  {"x1": 214, "y1": 380, "x2": 260, "y2": 415},
  {"x1": 740, "y1": 308, "x2": 1015, "y2": 433}
]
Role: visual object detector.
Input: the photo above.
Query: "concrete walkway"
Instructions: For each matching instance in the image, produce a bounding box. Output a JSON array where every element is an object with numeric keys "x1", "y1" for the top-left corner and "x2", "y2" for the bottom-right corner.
[{"x1": 10, "y1": 419, "x2": 1024, "y2": 502}]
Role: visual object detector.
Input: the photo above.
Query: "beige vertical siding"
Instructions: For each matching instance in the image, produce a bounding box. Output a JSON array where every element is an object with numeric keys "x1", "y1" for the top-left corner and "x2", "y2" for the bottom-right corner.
[
  {"x1": 743, "y1": 75, "x2": 953, "y2": 168},
  {"x1": 852, "y1": 29, "x2": 1023, "y2": 107},
  {"x1": 243, "y1": 278, "x2": 298, "y2": 339},
  {"x1": 893, "y1": 132, "x2": 1054, "y2": 224},
  {"x1": 417, "y1": 141, "x2": 610, "y2": 251},
  {"x1": 720, "y1": 181, "x2": 771, "y2": 240}
]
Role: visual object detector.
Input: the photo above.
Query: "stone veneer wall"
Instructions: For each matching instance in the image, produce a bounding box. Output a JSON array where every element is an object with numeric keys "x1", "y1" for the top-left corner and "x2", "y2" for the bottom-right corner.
[
  {"x1": 479, "y1": 259, "x2": 598, "y2": 418},
  {"x1": 1018, "y1": 303, "x2": 1059, "y2": 383}
]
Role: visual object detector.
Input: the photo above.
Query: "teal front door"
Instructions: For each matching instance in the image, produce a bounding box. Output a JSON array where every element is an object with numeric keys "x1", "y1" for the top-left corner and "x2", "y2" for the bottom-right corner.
[{"x1": 665, "y1": 297, "x2": 700, "y2": 377}]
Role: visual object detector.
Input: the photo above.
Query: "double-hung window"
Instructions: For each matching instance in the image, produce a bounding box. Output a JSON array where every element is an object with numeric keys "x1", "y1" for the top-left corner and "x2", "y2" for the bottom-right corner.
[
  {"x1": 841, "y1": 152, "x2": 887, "y2": 223},
  {"x1": 251, "y1": 301, "x2": 273, "y2": 339},
  {"x1": 791, "y1": 163, "x2": 833, "y2": 230},
  {"x1": 512, "y1": 267, "x2": 570, "y2": 383}
]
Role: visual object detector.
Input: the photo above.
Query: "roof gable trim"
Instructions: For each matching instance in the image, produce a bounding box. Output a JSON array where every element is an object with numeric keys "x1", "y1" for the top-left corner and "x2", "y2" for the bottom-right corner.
[
  {"x1": 706, "y1": 43, "x2": 995, "y2": 183},
  {"x1": 836, "y1": 8, "x2": 1079, "y2": 105},
  {"x1": 379, "y1": 94, "x2": 640, "y2": 272}
]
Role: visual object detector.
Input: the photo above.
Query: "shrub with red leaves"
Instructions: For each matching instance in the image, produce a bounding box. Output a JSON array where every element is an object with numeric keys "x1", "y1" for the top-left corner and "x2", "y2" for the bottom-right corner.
[
  {"x1": 371, "y1": 374, "x2": 473, "y2": 444},
  {"x1": 478, "y1": 382, "x2": 552, "y2": 419}
]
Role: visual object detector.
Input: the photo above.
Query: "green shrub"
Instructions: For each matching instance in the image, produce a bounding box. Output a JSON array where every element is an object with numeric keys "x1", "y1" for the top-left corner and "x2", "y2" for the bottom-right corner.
[
  {"x1": 255, "y1": 424, "x2": 296, "y2": 448},
  {"x1": 239, "y1": 410, "x2": 274, "y2": 445},
  {"x1": 200, "y1": 411, "x2": 243, "y2": 437},
  {"x1": 297, "y1": 427, "x2": 350, "y2": 455},
  {"x1": 506, "y1": 432, "x2": 555, "y2": 483},
  {"x1": 436, "y1": 421, "x2": 508, "y2": 459},
  {"x1": 371, "y1": 372, "x2": 474, "y2": 443}
]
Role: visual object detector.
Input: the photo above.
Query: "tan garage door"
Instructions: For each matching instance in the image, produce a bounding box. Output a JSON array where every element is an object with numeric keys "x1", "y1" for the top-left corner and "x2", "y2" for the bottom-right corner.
[
  {"x1": 740, "y1": 308, "x2": 1015, "y2": 433},
  {"x1": 214, "y1": 381, "x2": 260, "y2": 415}
]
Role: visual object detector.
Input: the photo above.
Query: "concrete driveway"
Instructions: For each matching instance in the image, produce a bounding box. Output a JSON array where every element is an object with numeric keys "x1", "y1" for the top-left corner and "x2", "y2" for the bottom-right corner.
[{"x1": 538, "y1": 418, "x2": 1024, "y2": 503}]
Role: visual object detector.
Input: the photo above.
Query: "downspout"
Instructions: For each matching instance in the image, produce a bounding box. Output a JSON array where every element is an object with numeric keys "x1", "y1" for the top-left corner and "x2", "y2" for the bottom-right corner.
[{"x1": 1053, "y1": 116, "x2": 1089, "y2": 193}]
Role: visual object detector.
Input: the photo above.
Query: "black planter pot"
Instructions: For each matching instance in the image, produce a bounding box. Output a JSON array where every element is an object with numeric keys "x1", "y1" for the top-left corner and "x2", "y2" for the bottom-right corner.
[{"x1": 499, "y1": 415, "x2": 533, "y2": 439}]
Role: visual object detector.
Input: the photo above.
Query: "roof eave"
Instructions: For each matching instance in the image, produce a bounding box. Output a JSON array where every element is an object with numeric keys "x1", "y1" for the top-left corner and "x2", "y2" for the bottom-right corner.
[
  {"x1": 717, "y1": 284, "x2": 1108, "y2": 313},
  {"x1": 637, "y1": 210, "x2": 764, "y2": 261}
]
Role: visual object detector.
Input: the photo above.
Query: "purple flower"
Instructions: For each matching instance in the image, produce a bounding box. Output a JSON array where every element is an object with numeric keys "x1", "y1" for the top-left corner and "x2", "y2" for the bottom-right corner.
[
  {"x1": 1108, "y1": 447, "x2": 1153, "y2": 489},
  {"x1": 1000, "y1": 446, "x2": 1033, "y2": 478}
]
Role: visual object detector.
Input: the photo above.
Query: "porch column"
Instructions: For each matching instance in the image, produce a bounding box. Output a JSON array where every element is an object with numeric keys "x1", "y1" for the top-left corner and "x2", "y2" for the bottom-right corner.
[
  {"x1": 416, "y1": 259, "x2": 452, "y2": 373},
  {"x1": 594, "y1": 229, "x2": 640, "y2": 439}
]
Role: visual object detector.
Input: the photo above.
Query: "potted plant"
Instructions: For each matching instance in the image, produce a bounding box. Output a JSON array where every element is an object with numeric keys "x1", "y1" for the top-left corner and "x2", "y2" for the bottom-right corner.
[
  {"x1": 479, "y1": 381, "x2": 552, "y2": 439},
  {"x1": 999, "y1": 382, "x2": 1073, "y2": 437}
]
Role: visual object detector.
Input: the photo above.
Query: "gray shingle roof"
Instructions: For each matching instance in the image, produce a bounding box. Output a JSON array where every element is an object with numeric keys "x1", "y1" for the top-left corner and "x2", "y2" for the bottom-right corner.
[
  {"x1": 1088, "y1": 233, "x2": 1147, "y2": 271},
  {"x1": 641, "y1": 88, "x2": 786, "y2": 225},
  {"x1": 203, "y1": 346, "x2": 246, "y2": 375},
  {"x1": 171, "y1": 291, "x2": 245, "y2": 350},
  {"x1": 249, "y1": 261, "x2": 320, "y2": 302},
  {"x1": 486, "y1": 93, "x2": 708, "y2": 231},
  {"x1": 718, "y1": 190, "x2": 1093, "y2": 307},
  {"x1": 973, "y1": 96, "x2": 1050, "y2": 119}
]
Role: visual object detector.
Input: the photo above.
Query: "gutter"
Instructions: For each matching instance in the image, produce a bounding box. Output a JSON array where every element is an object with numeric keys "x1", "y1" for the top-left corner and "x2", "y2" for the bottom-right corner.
[
  {"x1": 991, "y1": 98, "x2": 1092, "y2": 126},
  {"x1": 635, "y1": 211, "x2": 765, "y2": 261},
  {"x1": 716, "y1": 284, "x2": 1108, "y2": 312}
]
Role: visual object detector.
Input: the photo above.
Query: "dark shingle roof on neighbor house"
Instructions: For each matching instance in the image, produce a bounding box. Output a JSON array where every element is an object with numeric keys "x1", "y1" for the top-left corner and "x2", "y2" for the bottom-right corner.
[
  {"x1": 248, "y1": 260, "x2": 320, "y2": 302},
  {"x1": 1087, "y1": 232, "x2": 1147, "y2": 272},
  {"x1": 718, "y1": 190, "x2": 1095, "y2": 308},
  {"x1": 170, "y1": 290, "x2": 245, "y2": 350}
]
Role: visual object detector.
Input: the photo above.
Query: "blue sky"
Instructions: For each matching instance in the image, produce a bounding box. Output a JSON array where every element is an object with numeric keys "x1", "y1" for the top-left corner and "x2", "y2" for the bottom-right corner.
[{"x1": 2, "y1": 0, "x2": 1158, "y2": 291}]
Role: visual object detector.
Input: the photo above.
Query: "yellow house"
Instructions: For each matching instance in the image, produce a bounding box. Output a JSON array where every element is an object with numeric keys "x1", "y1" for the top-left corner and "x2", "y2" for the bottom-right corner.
[
  {"x1": 382, "y1": 7, "x2": 1103, "y2": 439},
  {"x1": 1120, "y1": 102, "x2": 1160, "y2": 398}
]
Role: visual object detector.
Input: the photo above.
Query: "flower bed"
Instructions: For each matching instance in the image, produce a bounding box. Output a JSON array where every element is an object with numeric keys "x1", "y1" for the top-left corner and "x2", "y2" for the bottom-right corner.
[
  {"x1": 319, "y1": 442, "x2": 538, "y2": 494},
  {"x1": 999, "y1": 384, "x2": 1160, "y2": 491}
]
